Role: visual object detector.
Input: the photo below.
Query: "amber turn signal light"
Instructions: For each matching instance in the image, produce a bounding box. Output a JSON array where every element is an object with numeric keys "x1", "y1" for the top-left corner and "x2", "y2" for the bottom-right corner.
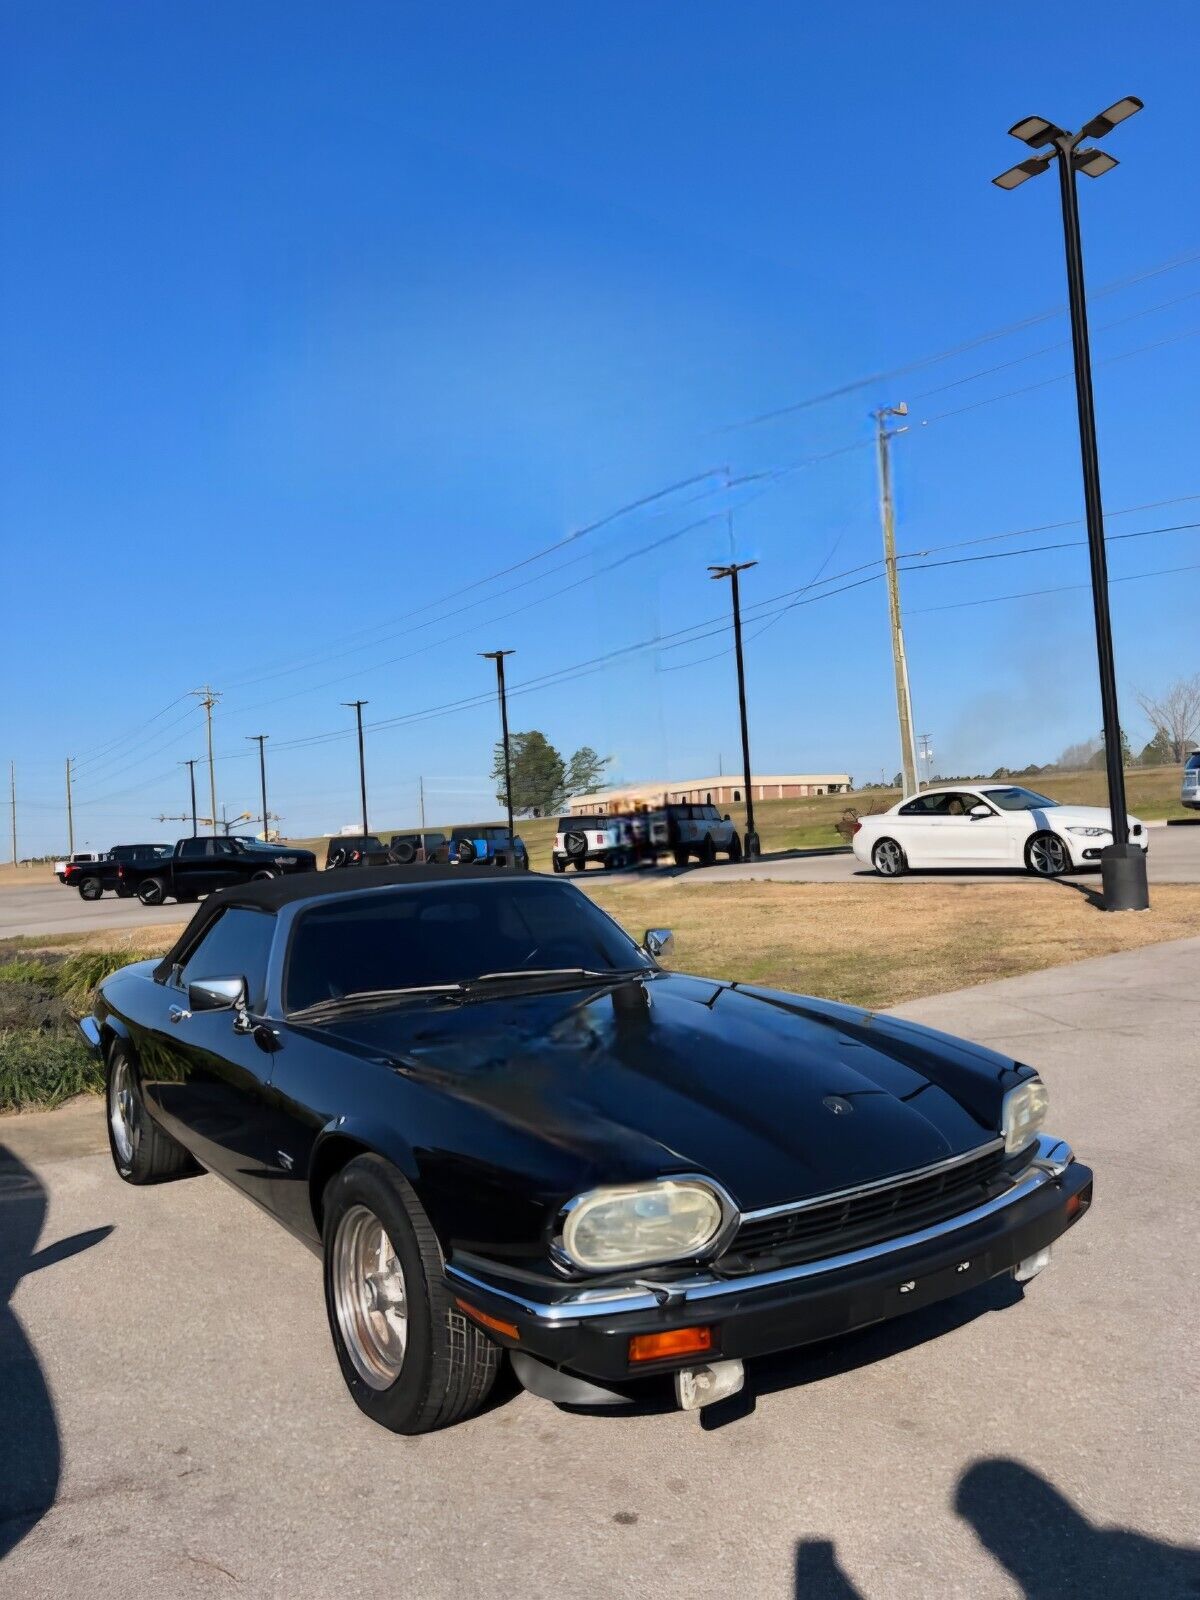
[
  {"x1": 454, "y1": 1298, "x2": 520, "y2": 1341},
  {"x1": 628, "y1": 1326, "x2": 713, "y2": 1364}
]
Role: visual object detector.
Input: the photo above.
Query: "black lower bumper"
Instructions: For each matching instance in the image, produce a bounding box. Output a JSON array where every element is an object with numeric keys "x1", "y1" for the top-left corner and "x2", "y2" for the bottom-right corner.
[{"x1": 447, "y1": 1158, "x2": 1092, "y2": 1383}]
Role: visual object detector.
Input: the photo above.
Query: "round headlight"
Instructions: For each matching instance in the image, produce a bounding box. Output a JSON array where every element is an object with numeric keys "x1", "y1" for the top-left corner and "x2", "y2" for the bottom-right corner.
[
  {"x1": 1002, "y1": 1078, "x2": 1049, "y2": 1154},
  {"x1": 558, "y1": 1180, "x2": 724, "y2": 1272}
]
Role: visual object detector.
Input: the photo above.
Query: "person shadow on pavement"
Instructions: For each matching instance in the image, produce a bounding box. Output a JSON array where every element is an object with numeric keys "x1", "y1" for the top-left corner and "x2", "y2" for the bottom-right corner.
[
  {"x1": 0, "y1": 1143, "x2": 112, "y2": 1562},
  {"x1": 791, "y1": 1458, "x2": 1200, "y2": 1600}
]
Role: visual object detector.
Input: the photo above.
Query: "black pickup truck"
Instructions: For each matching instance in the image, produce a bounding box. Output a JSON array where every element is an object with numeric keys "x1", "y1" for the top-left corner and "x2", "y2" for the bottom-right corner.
[
  {"x1": 65, "y1": 843, "x2": 174, "y2": 900},
  {"x1": 118, "y1": 836, "x2": 317, "y2": 906}
]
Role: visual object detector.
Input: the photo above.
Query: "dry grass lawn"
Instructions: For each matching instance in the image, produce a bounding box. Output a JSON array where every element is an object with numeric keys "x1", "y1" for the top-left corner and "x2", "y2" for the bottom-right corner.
[{"x1": 12, "y1": 878, "x2": 1200, "y2": 1012}]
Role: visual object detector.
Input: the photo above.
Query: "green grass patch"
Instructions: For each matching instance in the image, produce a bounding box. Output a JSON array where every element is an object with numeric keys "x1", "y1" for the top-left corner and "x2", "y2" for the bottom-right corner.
[{"x1": 0, "y1": 1030, "x2": 103, "y2": 1113}]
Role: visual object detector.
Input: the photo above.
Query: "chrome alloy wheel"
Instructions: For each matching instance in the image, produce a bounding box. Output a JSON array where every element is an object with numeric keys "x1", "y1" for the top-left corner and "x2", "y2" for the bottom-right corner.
[
  {"x1": 109, "y1": 1055, "x2": 137, "y2": 1167},
  {"x1": 1029, "y1": 834, "x2": 1068, "y2": 876},
  {"x1": 332, "y1": 1205, "x2": 409, "y2": 1389},
  {"x1": 873, "y1": 839, "x2": 903, "y2": 876}
]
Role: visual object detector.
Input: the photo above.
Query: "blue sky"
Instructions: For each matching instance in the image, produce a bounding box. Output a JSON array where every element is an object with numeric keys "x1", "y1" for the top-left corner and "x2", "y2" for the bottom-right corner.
[{"x1": 3, "y1": 2, "x2": 1198, "y2": 851}]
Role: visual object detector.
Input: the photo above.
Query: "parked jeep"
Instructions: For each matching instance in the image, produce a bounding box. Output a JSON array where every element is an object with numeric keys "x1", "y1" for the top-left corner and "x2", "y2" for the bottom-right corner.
[
  {"x1": 551, "y1": 814, "x2": 634, "y2": 872},
  {"x1": 387, "y1": 831, "x2": 450, "y2": 865},
  {"x1": 663, "y1": 802, "x2": 741, "y2": 867},
  {"x1": 448, "y1": 823, "x2": 528, "y2": 868},
  {"x1": 325, "y1": 835, "x2": 389, "y2": 869}
]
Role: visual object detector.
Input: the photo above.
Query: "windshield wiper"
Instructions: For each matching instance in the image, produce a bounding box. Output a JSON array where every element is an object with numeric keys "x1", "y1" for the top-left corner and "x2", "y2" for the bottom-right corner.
[
  {"x1": 289, "y1": 984, "x2": 465, "y2": 1021},
  {"x1": 465, "y1": 967, "x2": 650, "y2": 991}
]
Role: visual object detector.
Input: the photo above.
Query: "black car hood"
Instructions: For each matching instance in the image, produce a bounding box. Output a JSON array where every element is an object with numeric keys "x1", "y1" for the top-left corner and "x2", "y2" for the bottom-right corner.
[{"x1": 319, "y1": 973, "x2": 1019, "y2": 1211}]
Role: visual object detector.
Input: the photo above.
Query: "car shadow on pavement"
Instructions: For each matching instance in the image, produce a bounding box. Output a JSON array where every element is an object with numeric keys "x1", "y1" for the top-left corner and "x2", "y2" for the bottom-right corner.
[
  {"x1": 0, "y1": 1142, "x2": 112, "y2": 1562},
  {"x1": 792, "y1": 1458, "x2": 1200, "y2": 1599}
]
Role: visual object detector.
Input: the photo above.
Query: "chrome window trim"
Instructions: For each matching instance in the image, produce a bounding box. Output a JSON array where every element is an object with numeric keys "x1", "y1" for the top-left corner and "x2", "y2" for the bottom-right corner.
[
  {"x1": 445, "y1": 1134, "x2": 1070, "y2": 1324},
  {"x1": 739, "y1": 1136, "x2": 1006, "y2": 1224}
]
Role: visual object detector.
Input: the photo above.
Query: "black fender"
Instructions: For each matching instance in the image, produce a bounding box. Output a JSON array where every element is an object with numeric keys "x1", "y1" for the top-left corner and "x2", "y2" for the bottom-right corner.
[{"x1": 307, "y1": 1117, "x2": 423, "y2": 1240}]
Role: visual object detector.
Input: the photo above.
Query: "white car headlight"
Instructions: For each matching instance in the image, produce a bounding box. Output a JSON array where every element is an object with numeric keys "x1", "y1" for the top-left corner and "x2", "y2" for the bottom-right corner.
[
  {"x1": 1001, "y1": 1078, "x2": 1049, "y2": 1155},
  {"x1": 1067, "y1": 826, "x2": 1108, "y2": 837},
  {"x1": 557, "y1": 1179, "x2": 725, "y2": 1272}
]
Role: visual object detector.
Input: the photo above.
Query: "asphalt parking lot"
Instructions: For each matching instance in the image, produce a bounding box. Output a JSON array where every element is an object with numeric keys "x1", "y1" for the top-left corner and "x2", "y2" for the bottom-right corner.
[
  {"x1": 4, "y1": 825, "x2": 1199, "y2": 942},
  {"x1": 2, "y1": 937, "x2": 1197, "y2": 1598}
]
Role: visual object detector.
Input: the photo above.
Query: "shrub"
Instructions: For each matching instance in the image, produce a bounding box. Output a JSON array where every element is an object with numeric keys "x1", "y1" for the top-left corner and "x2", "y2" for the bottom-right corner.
[{"x1": 0, "y1": 1030, "x2": 104, "y2": 1113}]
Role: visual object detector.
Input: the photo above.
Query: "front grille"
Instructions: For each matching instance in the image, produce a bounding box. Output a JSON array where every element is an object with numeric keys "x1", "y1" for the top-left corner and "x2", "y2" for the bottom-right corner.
[{"x1": 724, "y1": 1143, "x2": 1022, "y2": 1270}]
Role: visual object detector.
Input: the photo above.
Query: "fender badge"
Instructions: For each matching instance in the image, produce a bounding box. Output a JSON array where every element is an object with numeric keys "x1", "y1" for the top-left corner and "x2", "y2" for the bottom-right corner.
[{"x1": 822, "y1": 1094, "x2": 854, "y2": 1116}]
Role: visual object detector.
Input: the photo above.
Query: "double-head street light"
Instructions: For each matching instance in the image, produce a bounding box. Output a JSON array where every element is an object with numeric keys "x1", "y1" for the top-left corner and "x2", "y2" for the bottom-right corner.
[
  {"x1": 993, "y1": 95, "x2": 1149, "y2": 912},
  {"x1": 708, "y1": 561, "x2": 760, "y2": 859},
  {"x1": 480, "y1": 650, "x2": 517, "y2": 869}
]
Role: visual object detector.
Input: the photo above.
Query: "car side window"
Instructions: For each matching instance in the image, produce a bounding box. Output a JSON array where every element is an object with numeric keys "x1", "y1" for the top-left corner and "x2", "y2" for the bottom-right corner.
[
  {"x1": 178, "y1": 837, "x2": 208, "y2": 859},
  {"x1": 899, "y1": 795, "x2": 934, "y2": 815},
  {"x1": 214, "y1": 839, "x2": 238, "y2": 857},
  {"x1": 178, "y1": 907, "x2": 276, "y2": 1012}
]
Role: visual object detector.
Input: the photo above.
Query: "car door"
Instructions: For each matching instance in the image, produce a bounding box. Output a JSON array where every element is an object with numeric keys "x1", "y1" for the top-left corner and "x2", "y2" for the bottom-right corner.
[
  {"x1": 143, "y1": 904, "x2": 279, "y2": 1201},
  {"x1": 172, "y1": 836, "x2": 216, "y2": 898},
  {"x1": 917, "y1": 791, "x2": 1007, "y2": 865}
]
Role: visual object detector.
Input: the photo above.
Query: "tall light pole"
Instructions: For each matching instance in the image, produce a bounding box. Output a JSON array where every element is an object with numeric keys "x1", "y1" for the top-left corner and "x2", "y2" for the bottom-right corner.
[
  {"x1": 247, "y1": 735, "x2": 270, "y2": 841},
  {"x1": 480, "y1": 651, "x2": 517, "y2": 869},
  {"x1": 180, "y1": 759, "x2": 199, "y2": 837},
  {"x1": 342, "y1": 701, "x2": 369, "y2": 836},
  {"x1": 190, "y1": 687, "x2": 220, "y2": 837},
  {"x1": 874, "y1": 404, "x2": 919, "y2": 798},
  {"x1": 708, "y1": 561, "x2": 760, "y2": 858},
  {"x1": 994, "y1": 95, "x2": 1149, "y2": 911}
]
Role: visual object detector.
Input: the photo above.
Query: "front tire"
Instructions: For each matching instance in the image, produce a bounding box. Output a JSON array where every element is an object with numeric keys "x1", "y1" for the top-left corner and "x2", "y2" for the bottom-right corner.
[
  {"x1": 672, "y1": 847, "x2": 689, "y2": 869},
  {"x1": 699, "y1": 835, "x2": 717, "y2": 867},
  {"x1": 872, "y1": 838, "x2": 907, "y2": 877},
  {"x1": 1027, "y1": 831, "x2": 1070, "y2": 878},
  {"x1": 250, "y1": 870, "x2": 276, "y2": 882},
  {"x1": 322, "y1": 1156, "x2": 499, "y2": 1434},
  {"x1": 106, "y1": 1044, "x2": 199, "y2": 1185},
  {"x1": 727, "y1": 833, "x2": 743, "y2": 862}
]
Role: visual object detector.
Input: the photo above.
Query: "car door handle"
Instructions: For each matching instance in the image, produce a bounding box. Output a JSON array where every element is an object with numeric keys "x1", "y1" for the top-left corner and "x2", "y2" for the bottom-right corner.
[{"x1": 168, "y1": 1005, "x2": 191, "y2": 1024}]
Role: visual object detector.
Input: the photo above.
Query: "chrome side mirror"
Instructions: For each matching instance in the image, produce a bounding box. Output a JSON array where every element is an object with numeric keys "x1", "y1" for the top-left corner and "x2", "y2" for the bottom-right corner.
[
  {"x1": 644, "y1": 928, "x2": 675, "y2": 963},
  {"x1": 187, "y1": 975, "x2": 252, "y2": 1032}
]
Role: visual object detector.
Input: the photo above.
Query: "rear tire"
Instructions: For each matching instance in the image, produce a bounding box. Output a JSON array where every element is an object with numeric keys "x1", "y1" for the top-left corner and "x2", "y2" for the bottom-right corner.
[
  {"x1": 1026, "y1": 831, "x2": 1070, "y2": 878},
  {"x1": 137, "y1": 877, "x2": 166, "y2": 906},
  {"x1": 571, "y1": 857, "x2": 586, "y2": 872},
  {"x1": 552, "y1": 856, "x2": 565, "y2": 873},
  {"x1": 699, "y1": 836, "x2": 717, "y2": 867},
  {"x1": 872, "y1": 838, "x2": 907, "y2": 878},
  {"x1": 672, "y1": 847, "x2": 689, "y2": 869},
  {"x1": 322, "y1": 1155, "x2": 500, "y2": 1435},
  {"x1": 106, "y1": 1043, "x2": 200, "y2": 1185},
  {"x1": 457, "y1": 840, "x2": 477, "y2": 864},
  {"x1": 79, "y1": 877, "x2": 104, "y2": 901}
]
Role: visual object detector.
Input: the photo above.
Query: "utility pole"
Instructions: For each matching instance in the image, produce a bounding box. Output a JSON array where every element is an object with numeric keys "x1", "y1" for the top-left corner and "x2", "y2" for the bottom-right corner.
[
  {"x1": 9, "y1": 761, "x2": 16, "y2": 866},
  {"x1": 874, "y1": 405, "x2": 920, "y2": 798},
  {"x1": 480, "y1": 651, "x2": 517, "y2": 869},
  {"x1": 917, "y1": 733, "x2": 933, "y2": 787},
  {"x1": 190, "y1": 687, "x2": 220, "y2": 836},
  {"x1": 418, "y1": 775, "x2": 426, "y2": 832},
  {"x1": 65, "y1": 757, "x2": 76, "y2": 855},
  {"x1": 180, "y1": 759, "x2": 199, "y2": 836},
  {"x1": 247, "y1": 735, "x2": 270, "y2": 841},
  {"x1": 342, "y1": 701, "x2": 369, "y2": 835},
  {"x1": 708, "y1": 561, "x2": 760, "y2": 858},
  {"x1": 993, "y1": 96, "x2": 1149, "y2": 911}
]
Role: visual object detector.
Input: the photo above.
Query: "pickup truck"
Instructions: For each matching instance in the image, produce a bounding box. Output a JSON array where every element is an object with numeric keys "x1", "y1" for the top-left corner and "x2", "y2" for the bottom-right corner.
[
  {"x1": 54, "y1": 851, "x2": 102, "y2": 883},
  {"x1": 118, "y1": 836, "x2": 317, "y2": 906},
  {"x1": 65, "y1": 843, "x2": 173, "y2": 900}
]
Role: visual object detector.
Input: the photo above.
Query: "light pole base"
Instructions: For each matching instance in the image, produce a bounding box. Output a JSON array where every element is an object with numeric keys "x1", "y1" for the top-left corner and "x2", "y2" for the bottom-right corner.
[
  {"x1": 1100, "y1": 843, "x2": 1150, "y2": 912},
  {"x1": 744, "y1": 830, "x2": 761, "y2": 860}
]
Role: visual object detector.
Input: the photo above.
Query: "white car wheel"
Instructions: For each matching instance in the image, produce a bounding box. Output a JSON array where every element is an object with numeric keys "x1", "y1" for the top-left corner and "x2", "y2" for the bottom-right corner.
[
  {"x1": 1027, "y1": 832, "x2": 1070, "y2": 878},
  {"x1": 872, "y1": 838, "x2": 907, "y2": 878}
]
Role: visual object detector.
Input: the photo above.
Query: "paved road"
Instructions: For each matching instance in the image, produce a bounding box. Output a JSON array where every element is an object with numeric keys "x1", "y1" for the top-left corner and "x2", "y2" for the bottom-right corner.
[
  {"x1": 679, "y1": 821, "x2": 1200, "y2": 887},
  {"x1": 5, "y1": 826, "x2": 1199, "y2": 941},
  {"x1": 2, "y1": 939, "x2": 1197, "y2": 1597}
]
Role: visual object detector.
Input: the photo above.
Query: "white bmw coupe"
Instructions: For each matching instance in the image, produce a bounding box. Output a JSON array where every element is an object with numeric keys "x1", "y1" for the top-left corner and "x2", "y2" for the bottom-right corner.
[{"x1": 851, "y1": 783, "x2": 1147, "y2": 878}]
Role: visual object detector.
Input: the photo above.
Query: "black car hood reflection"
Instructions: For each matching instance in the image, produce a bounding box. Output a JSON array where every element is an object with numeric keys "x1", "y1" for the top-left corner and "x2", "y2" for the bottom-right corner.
[{"x1": 312, "y1": 972, "x2": 1000, "y2": 1211}]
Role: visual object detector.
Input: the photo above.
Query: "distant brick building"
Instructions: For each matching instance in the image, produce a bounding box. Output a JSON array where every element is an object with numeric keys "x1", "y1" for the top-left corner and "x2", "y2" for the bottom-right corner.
[{"x1": 566, "y1": 774, "x2": 852, "y2": 814}]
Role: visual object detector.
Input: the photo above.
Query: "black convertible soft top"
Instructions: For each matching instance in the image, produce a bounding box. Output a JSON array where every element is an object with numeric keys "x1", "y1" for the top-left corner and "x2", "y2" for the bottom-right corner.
[{"x1": 152, "y1": 863, "x2": 540, "y2": 982}]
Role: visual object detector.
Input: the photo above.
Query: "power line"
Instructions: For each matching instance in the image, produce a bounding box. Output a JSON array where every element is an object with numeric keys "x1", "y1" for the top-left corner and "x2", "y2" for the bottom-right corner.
[
  {"x1": 909, "y1": 559, "x2": 1200, "y2": 615},
  {"x1": 724, "y1": 244, "x2": 1200, "y2": 429}
]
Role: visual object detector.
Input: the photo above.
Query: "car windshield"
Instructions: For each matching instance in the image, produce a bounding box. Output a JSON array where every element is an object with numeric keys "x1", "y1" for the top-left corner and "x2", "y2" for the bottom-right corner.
[
  {"x1": 981, "y1": 786, "x2": 1060, "y2": 811},
  {"x1": 285, "y1": 878, "x2": 651, "y2": 1014}
]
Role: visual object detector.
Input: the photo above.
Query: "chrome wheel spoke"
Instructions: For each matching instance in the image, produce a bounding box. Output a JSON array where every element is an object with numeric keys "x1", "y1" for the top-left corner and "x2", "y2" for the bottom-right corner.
[{"x1": 332, "y1": 1205, "x2": 409, "y2": 1390}]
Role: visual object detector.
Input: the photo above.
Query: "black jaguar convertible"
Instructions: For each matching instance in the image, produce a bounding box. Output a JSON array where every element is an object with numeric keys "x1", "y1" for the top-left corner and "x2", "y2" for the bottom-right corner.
[{"x1": 81, "y1": 866, "x2": 1092, "y2": 1433}]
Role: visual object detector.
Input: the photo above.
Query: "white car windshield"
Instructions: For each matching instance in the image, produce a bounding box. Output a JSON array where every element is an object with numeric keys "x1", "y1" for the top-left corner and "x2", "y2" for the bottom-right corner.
[{"x1": 982, "y1": 786, "x2": 1059, "y2": 811}]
